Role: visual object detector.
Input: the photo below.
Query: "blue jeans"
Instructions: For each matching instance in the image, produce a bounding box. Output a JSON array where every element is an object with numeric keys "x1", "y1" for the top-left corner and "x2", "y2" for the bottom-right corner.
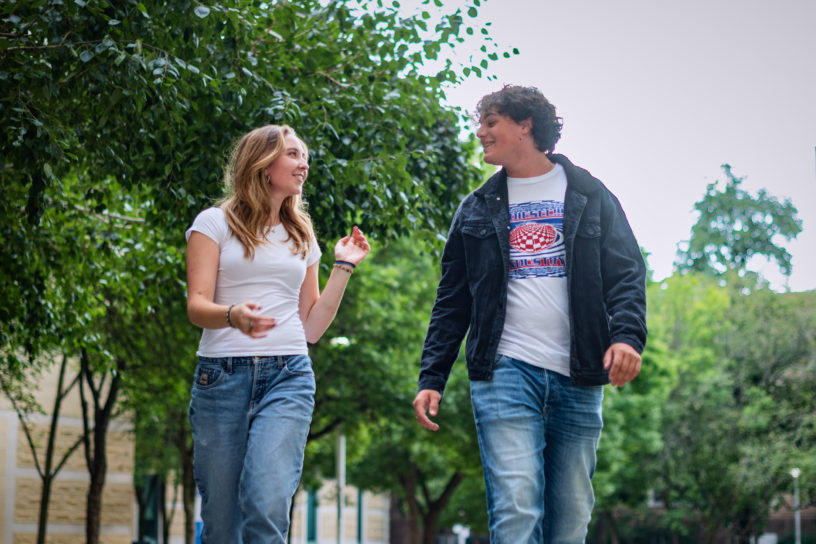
[
  {"x1": 469, "y1": 355, "x2": 604, "y2": 544},
  {"x1": 189, "y1": 355, "x2": 315, "y2": 544}
]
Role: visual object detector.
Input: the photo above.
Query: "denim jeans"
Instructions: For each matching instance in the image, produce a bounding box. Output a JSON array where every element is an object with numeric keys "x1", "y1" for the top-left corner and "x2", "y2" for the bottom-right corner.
[
  {"x1": 469, "y1": 355, "x2": 604, "y2": 544},
  {"x1": 189, "y1": 355, "x2": 315, "y2": 544}
]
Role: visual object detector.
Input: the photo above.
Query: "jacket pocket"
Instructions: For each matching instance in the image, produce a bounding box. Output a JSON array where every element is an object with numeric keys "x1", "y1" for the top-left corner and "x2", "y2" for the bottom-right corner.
[
  {"x1": 461, "y1": 222, "x2": 493, "y2": 239},
  {"x1": 574, "y1": 222, "x2": 602, "y2": 281},
  {"x1": 460, "y1": 222, "x2": 498, "y2": 286}
]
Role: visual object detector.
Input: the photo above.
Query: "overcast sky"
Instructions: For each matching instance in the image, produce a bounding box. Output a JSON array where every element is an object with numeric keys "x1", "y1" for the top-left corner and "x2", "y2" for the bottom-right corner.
[{"x1": 414, "y1": 0, "x2": 816, "y2": 291}]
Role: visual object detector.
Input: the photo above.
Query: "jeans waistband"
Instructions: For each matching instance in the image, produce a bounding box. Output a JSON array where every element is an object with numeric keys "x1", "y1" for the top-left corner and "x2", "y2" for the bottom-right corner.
[{"x1": 198, "y1": 355, "x2": 305, "y2": 370}]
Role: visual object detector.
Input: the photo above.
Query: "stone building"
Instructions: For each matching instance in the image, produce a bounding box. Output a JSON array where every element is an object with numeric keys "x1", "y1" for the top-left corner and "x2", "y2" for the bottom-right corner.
[
  {"x1": 0, "y1": 363, "x2": 135, "y2": 544},
  {"x1": 1, "y1": 364, "x2": 391, "y2": 544}
]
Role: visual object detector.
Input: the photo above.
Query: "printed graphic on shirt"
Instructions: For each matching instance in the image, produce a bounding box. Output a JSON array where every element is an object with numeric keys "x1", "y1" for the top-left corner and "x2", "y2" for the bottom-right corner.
[{"x1": 508, "y1": 200, "x2": 566, "y2": 279}]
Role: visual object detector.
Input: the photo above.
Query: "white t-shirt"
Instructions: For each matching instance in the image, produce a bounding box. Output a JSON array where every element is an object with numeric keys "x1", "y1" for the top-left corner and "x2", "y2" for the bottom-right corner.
[
  {"x1": 185, "y1": 207, "x2": 322, "y2": 357},
  {"x1": 497, "y1": 163, "x2": 571, "y2": 376}
]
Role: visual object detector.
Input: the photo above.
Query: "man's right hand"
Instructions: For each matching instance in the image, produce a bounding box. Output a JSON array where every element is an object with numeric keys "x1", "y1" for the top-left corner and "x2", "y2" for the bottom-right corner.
[{"x1": 413, "y1": 389, "x2": 442, "y2": 431}]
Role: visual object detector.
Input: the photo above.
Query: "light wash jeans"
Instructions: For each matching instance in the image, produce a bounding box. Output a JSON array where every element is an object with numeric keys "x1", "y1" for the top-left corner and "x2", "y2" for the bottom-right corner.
[
  {"x1": 189, "y1": 355, "x2": 315, "y2": 544},
  {"x1": 469, "y1": 355, "x2": 604, "y2": 544}
]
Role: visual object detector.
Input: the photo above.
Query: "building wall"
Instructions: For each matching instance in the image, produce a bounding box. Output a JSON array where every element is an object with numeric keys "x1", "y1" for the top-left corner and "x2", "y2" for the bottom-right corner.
[
  {"x1": 161, "y1": 480, "x2": 390, "y2": 544},
  {"x1": 0, "y1": 363, "x2": 136, "y2": 543},
  {"x1": 290, "y1": 483, "x2": 390, "y2": 544},
  {"x1": 1, "y1": 364, "x2": 391, "y2": 544}
]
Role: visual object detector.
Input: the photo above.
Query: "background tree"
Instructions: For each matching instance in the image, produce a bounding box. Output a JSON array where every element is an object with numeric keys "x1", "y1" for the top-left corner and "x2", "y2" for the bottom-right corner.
[
  {"x1": 675, "y1": 164, "x2": 802, "y2": 278},
  {"x1": 304, "y1": 237, "x2": 485, "y2": 544},
  {"x1": 588, "y1": 338, "x2": 673, "y2": 544},
  {"x1": 2, "y1": 0, "x2": 511, "y2": 540},
  {"x1": 645, "y1": 272, "x2": 816, "y2": 543}
]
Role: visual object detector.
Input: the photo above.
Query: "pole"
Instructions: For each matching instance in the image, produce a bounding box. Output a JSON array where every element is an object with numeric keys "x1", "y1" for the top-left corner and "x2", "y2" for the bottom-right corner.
[
  {"x1": 337, "y1": 433, "x2": 346, "y2": 544},
  {"x1": 791, "y1": 468, "x2": 801, "y2": 544}
]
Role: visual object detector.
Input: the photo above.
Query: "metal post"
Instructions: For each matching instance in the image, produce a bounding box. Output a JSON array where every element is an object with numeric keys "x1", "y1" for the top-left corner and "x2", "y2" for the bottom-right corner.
[
  {"x1": 791, "y1": 468, "x2": 801, "y2": 544},
  {"x1": 337, "y1": 433, "x2": 346, "y2": 544}
]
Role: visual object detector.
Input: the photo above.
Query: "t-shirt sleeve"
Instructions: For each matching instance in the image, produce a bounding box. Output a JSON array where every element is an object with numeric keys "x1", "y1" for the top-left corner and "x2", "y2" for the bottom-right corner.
[
  {"x1": 186, "y1": 207, "x2": 229, "y2": 245},
  {"x1": 306, "y1": 233, "x2": 322, "y2": 267}
]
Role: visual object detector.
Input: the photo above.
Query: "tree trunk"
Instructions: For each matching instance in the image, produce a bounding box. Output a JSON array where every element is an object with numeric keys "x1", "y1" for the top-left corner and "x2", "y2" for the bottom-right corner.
[
  {"x1": 79, "y1": 350, "x2": 122, "y2": 544},
  {"x1": 400, "y1": 464, "x2": 465, "y2": 544},
  {"x1": 419, "y1": 473, "x2": 464, "y2": 544},
  {"x1": 134, "y1": 479, "x2": 149, "y2": 543},
  {"x1": 86, "y1": 467, "x2": 105, "y2": 544},
  {"x1": 176, "y1": 414, "x2": 196, "y2": 544},
  {"x1": 36, "y1": 474, "x2": 53, "y2": 544},
  {"x1": 85, "y1": 401, "x2": 111, "y2": 544},
  {"x1": 31, "y1": 355, "x2": 81, "y2": 544},
  {"x1": 36, "y1": 356, "x2": 68, "y2": 544},
  {"x1": 606, "y1": 511, "x2": 620, "y2": 544},
  {"x1": 400, "y1": 469, "x2": 422, "y2": 544}
]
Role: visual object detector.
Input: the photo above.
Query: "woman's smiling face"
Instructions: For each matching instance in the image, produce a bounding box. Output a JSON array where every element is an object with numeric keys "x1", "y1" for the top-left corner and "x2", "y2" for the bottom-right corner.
[{"x1": 264, "y1": 134, "x2": 309, "y2": 198}]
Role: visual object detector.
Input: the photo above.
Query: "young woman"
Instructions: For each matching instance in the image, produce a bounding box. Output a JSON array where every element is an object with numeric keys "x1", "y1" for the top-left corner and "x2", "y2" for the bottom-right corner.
[{"x1": 185, "y1": 124, "x2": 370, "y2": 543}]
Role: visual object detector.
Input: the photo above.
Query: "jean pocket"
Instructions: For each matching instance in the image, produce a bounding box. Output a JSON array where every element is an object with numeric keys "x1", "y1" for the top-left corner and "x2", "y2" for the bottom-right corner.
[
  {"x1": 193, "y1": 364, "x2": 226, "y2": 390},
  {"x1": 284, "y1": 355, "x2": 313, "y2": 376}
]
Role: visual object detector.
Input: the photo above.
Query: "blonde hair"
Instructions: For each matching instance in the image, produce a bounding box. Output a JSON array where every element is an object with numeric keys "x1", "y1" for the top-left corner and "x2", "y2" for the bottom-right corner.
[{"x1": 220, "y1": 125, "x2": 315, "y2": 259}]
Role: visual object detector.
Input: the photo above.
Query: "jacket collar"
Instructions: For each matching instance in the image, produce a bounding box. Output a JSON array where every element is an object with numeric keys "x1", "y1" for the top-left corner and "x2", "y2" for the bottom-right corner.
[{"x1": 475, "y1": 153, "x2": 601, "y2": 198}]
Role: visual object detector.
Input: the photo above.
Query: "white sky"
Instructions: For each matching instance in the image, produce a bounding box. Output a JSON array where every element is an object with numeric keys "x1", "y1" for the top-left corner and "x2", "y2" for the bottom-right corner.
[{"x1": 406, "y1": 0, "x2": 816, "y2": 291}]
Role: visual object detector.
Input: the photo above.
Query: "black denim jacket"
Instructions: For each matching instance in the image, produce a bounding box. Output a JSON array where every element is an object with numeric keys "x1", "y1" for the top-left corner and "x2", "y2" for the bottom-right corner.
[{"x1": 418, "y1": 154, "x2": 647, "y2": 393}]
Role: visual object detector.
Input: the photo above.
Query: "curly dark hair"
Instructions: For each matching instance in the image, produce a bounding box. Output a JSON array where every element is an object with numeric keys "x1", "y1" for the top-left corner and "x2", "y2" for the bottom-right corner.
[{"x1": 476, "y1": 85, "x2": 563, "y2": 153}]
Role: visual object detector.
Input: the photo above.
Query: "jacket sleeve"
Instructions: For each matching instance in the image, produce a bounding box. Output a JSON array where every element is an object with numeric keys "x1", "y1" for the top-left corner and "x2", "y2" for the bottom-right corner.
[
  {"x1": 599, "y1": 190, "x2": 647, "y2": 353},
  {"x1": 417, "y1": 210, "x2": 472, "y2": 394}
]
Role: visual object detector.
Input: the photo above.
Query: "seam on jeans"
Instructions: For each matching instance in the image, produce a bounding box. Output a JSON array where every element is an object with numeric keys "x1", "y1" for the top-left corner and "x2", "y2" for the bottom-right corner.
[{"x1": 249, "y1": 359, "x2": 259, "y2": 411}]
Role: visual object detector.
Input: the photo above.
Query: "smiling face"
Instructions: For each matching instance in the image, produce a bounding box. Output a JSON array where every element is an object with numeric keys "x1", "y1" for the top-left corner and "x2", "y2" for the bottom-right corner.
[
  {"x1": 264, "y1": 134, "x2": 309, "y2": 200},
  {"x1": 476, "y1": 111, "x2": 530, "y2": 168}
]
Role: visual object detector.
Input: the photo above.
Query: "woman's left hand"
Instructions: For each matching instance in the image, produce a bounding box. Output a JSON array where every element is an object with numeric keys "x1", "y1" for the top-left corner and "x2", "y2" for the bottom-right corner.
[{"x1": 334, "y1": 225, "x2": 371, "y2": 265}]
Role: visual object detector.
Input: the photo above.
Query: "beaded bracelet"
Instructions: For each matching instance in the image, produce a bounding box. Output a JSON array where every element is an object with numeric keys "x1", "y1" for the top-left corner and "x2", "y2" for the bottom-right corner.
[
  {"x1": 333, "y1": 262, "x2": 354, "y2": 274},
  {"x1": 226, "y1": 304, "x2": 236, "y2": 327}
]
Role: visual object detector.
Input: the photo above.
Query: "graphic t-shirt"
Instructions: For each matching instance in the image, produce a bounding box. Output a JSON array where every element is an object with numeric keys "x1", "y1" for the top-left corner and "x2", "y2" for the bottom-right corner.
[{"x1": 497, "y1": 163, "x2": 571, "y2": 375}]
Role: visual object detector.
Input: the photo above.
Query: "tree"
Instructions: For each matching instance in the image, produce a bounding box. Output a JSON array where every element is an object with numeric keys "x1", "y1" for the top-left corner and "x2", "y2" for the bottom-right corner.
[
  {"x1": 2, "y1": 0, "x2": 512, "y2": 540},
  {"x1": 0, "y1": 354, "x2": 83, "y2": 544},
  {"x1": 675, "y1": 164, "x2": 802, "y2": 278},
  {"x1": 589, "y1": 337, "x2": 672, "y2": 544},
  {"x1": 645, "y1": 272, "x2": 816, "y2": 543},
  {"x1": 122, "y1": 292, "x2": 199, "y2": 544},
  {"x1": 302, "y1": 237, "x2": 484, "y2": 544}
]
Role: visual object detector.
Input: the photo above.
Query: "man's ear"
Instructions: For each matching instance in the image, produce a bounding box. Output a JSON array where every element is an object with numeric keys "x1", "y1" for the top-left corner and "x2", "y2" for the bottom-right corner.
[{"x1": 519, "y1": 117, "x2": 533, "y2": 134}]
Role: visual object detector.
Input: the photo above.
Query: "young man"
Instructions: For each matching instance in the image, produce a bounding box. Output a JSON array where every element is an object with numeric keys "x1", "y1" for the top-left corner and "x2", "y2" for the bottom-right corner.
[{"x1": 413, "y1": 85, "x2": 647, "y2": 543}]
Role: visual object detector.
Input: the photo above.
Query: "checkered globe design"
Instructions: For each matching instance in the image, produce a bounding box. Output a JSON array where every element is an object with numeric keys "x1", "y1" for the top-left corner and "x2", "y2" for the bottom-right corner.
[{"x1": 510, "y1": 223, "x2": 557, "y2": 253}]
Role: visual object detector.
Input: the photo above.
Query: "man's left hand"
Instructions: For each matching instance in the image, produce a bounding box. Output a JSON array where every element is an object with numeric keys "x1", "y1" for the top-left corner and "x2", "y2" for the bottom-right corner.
[{"x1": 603, "y1": 342, "x2": 642, "y2": 387}]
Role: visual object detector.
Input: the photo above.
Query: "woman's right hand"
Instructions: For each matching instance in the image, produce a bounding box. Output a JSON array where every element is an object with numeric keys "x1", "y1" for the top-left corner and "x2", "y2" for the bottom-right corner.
[{"x1": 230, "y1": 301, "x2": 276, "y2": 338}]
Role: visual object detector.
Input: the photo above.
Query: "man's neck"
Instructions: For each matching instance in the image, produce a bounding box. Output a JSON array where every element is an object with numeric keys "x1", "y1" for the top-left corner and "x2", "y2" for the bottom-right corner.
[{"x1": 504, "y1": 152, "x2": 555, "y2": 178}]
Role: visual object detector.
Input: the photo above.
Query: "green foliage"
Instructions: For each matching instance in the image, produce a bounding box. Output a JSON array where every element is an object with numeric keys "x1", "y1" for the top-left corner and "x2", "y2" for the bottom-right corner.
[
  {"x1": 644, "y1": 274, "x2": 816, "y2": 542},
  {"x1": 305, "y1": 237, "x2": 484, "y2": 542},
  {"x1": 591, "y1": 336, "x2": 672, "y2": 517},
  {"x1": 1, "y1": 1, "x2": 513, "y2": 538},
  {"x1": 675, "y1": 164, "x2": 802, "y2": 278},
  {"x1": 1, "y1": 0, "x2": 512, "y2": 344}
]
